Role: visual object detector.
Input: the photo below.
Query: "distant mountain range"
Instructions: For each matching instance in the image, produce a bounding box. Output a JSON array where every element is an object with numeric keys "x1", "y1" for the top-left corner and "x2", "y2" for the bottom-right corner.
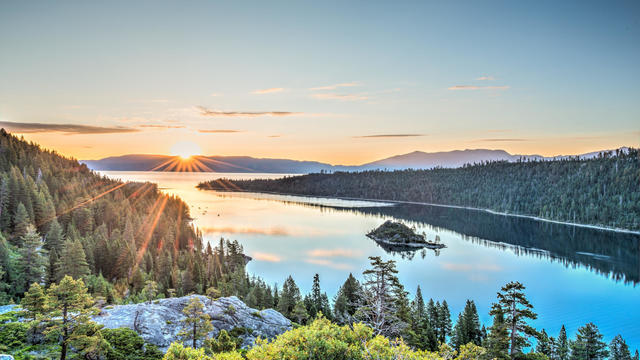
[{"x1": 81, "y1": 148, "x2": 628, "y2": 174}]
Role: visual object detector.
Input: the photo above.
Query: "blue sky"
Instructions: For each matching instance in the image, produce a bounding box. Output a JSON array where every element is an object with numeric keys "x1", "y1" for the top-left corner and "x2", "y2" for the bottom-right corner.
[{"x1": 0, "y1": 0, "x2": 638, "y2": 163}]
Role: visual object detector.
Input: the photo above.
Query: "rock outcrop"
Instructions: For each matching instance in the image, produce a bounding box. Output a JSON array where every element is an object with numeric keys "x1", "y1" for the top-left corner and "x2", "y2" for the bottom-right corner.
[{"x1": 93, "y1": 295, "x2": 291, "y2": 351}]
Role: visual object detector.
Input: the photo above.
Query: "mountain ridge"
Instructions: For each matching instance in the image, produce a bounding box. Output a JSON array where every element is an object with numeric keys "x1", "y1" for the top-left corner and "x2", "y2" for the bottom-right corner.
[{"x1": 81, "y1": 147, "x2": 629, "y2": 173}]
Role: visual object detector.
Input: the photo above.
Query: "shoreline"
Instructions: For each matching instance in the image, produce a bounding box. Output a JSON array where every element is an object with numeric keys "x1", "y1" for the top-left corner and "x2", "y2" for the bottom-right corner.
[{"x1": 198, "y1": 187, "x2": 640, "y2": 235}]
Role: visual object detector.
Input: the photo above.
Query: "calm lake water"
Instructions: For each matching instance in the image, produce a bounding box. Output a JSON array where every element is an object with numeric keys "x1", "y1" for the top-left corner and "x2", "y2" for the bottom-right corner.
[{"x1": 100, "y1": 170, "x2": 640, "y2": 348}]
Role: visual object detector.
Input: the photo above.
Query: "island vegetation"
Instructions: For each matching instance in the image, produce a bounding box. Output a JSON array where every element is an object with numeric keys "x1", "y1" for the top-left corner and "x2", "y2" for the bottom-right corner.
[
  {"x1": 198, "y1": 149, "x2": 640, "y2": 231},
  {"x1": 367, "y1": 220, "x2": 446, "y2": 250}
]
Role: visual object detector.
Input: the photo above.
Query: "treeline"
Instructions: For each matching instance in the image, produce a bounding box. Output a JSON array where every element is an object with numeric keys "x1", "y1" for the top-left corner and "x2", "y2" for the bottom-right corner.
[
  {"x1": 199, "y1": 149, "x2": 640, "y2": 230},
  {"x1": 8, "y1": 258, "x2": 638, "y2": 360},
  {"x1": 0, "y1": 129, "x2": 248, "y2": 303},
  {"x1": 262, "y1": 256, "x2": 638, "y2": 360}
]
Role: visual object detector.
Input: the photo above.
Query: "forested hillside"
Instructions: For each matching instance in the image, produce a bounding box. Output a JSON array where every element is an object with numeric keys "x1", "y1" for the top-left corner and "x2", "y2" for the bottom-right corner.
[
  {"x1": 199, "y1": 149, "x2": 640, "y2": 231},
  {"x1": 0, "y1": 129, "x2": 252, "y2": 304}
]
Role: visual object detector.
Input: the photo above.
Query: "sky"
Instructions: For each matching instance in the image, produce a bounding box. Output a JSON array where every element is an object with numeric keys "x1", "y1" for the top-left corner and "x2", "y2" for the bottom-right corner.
[{"x1": 0, "y1": 0, "x2": 639, "y2": 164}]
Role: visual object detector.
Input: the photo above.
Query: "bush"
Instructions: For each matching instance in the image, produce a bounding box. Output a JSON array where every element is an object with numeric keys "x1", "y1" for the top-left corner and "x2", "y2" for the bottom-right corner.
[
  {"x1": 0, "y1": 310, "x2": 19, "y2": 323},
  {"x1": 0, "y1": 321, "x2": 28, "y2": 352},
  {"x1": 224, "y1": 305, "x2": 236, "y2": 316},
  {"x1": 102, "y1": 327, "x2": 163, "y2": 360},
  {"x1": 162, "y1": 342, "x2": 242, "y2": 360},
  {"x1": 514, "y1": 353, "x2": 549, "y2": 360},
  {"x1": 245, "y1": 317, "x2": 489, "y2": 360}
]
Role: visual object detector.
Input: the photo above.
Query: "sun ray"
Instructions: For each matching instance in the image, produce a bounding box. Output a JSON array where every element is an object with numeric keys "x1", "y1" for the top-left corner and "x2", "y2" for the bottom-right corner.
[
  {"x1": 130, "y1": 196, "x2": 169, "y2": 279},
  {"x1": 39, "y1": 182, "x2": 129, "y2": 227}
]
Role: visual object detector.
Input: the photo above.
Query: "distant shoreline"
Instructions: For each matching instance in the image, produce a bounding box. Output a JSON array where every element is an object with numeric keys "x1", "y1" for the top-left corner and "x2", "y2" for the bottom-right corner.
[{"x1": 199, "y1": 187, "x2": 640, "y2": 236}]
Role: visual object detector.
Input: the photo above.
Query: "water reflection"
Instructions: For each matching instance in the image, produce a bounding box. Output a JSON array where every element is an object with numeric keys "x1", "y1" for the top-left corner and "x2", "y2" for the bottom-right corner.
[
  {"x1": 224, "y1": 192, "x2": 640, "y2": 285},
  {"x1": 351, "y1": 204, "x2": 640, "y2": 285},
  {"x1": 98, "y1": 172, "x2": 640, "y2": 347}
]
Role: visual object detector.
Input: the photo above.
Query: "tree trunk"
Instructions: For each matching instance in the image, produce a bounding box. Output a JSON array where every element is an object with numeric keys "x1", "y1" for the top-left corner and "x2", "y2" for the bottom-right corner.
[
  {"x1": 60, "y1": 305, "x2": 68, "y2": 360},
  {"x1": 193, "y1": 324, "x2": 197, "y2": 348},
  {"x1": 510, "y1": 300, "x2": 516, "y2": 358}
]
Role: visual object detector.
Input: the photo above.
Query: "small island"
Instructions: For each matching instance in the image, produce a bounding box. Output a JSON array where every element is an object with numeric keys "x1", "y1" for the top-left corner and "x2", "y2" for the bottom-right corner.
[{"x1": 367, "y1": 220, "x2": 446, "y2": 250}]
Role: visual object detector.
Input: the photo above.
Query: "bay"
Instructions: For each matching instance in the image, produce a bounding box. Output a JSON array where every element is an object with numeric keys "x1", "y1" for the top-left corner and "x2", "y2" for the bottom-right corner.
[{"x1": 100, "y1": 170, "x2": 640, "y2": 348}]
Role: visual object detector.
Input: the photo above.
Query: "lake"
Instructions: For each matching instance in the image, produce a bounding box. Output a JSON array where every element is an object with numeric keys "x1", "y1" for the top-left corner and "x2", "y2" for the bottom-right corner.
[{"x1": 100, "y1": 170, "x2": 640, "y2": 348}]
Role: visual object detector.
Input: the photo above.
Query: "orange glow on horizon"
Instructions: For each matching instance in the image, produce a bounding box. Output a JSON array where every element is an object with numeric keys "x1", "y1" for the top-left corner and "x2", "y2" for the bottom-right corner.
[{"x1": 11, "y1": 132, "x2": 639, "y2": 167}]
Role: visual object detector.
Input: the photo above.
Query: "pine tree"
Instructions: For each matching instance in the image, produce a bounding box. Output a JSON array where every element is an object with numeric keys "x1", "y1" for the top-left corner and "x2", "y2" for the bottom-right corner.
[
  {"x1": 17, "y1": 225, "x2": 47, "y2": 294},
  {"x1": 490, "y1": 281, "x2": 537, "y2": 357},
  {"x1": 292, "y1": 300, "x2": 309, "y2": 324},
  {"x1": 409, "y1": 286, "x2": 430, "y2": 349},
  {"x1": 609, "y1": 334, "x2": 632, "y2": 360},
  {"x1": 0, "y1": 176, "x2": 9, "y2": 230},
  {"x1": 394, "y1": 279, "x2": 411, "y2": 337},
  {"x1": 21, "y1": 282, "x2": 48, "y2": 321},
  {"x1": 45, "y1": 219, "x2": 64, "y2": 253},
  {"x1": 427, "y1": 299, "x2": 440, "y2": 342},
  {"x1": 557, "y1": 325, "x2": 570, "y2": 360},
  {"x1": 305, "y1": 273, "x2": 331, "y2": 319},
  {"x1": 452, "y1": 312, "x2": 466, "y2": 350},
  {"x1": 46, "y1": 275, "x2": 99, "y2": 360},
  {"x1": 141, "y1": 280, "x2": 158, "y2": 303},
  {"x1": 483, "y1": 308, "x2": 510, "y2": 360},
  {"x1": 333, "y1": 273, "x2": 362, "y2": 324},
  {"x1": 436, "y1": 300, "x2": 452, "y2": 344},
  {"x1": 13, "y1": 202, "x2": 31, "y2": 245},
  {"x1": 632, "y1": 350, "x2": 639, "y2": 360},
  {"x1": 536, "y1": 329, "x2": 553, "y2": 358},
  {"x1": 0, "y1": 233, "x2": 12, "y2": 302},
  {"x1": 47, "y1": 248, "x2": 59, "y2": 286},
  {"x1": 205, "y1": 329, "x2": 236, "y2": 353},
  {"x1": 451, "y1": 300, "x2": 482, "y2": 350},
  {"x1": 359, "y1": 256, "x2": 406, "y2": 337},
  {"x1": 56, "y1": 239, "x2": 90, "y2": 280},
  {"x1": 570, "y1": 323, "x2": 608, "y2": 360},
  {"x1": 180, "y1": 297, "x2": 213, "y2": 349},
  {"x1": 277, "y1": 276, "x2": 301, "y2": 319}
]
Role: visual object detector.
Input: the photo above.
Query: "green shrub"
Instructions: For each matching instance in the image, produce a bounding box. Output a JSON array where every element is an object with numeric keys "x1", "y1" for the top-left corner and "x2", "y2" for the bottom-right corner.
[
  {"x1": 162, "y1": 342, "x2": 242, "y2": 360},
  {"x1": 0, "y1": 310, "x2": 19, "y2": 323},
  {"x1": 245, "y1": 316, "x2": 486, "y2": 360},
  {"x1": 224, "y1": 305, "x2": 236, "y2": 316},
  {"x1": 102, "y1": 327, "x2": 163, "y2": 360},
  {"x1": 0, "y1": 321, "x2": 28, "y2": 352}
]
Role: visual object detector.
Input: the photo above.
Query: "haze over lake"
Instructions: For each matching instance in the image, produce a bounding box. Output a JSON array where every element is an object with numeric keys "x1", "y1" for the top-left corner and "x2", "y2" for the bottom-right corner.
[{"x1": 101, "y1": 170, "x2": 640, "y2": 348}]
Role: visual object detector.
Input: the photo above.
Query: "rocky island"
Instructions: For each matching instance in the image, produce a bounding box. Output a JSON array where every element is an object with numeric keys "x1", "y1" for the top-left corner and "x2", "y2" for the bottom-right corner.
[{"x1": 367, "y1": 220, "x2": 446, "y2": 250}]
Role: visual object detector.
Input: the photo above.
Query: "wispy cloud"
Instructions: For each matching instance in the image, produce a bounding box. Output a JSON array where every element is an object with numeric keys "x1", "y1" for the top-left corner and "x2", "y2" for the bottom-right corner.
[
  {"x1": 354, "y1": 134, "x2": 426, "y2": 138},
  {"x1": 0, "y1": 121, "x2": 139, "y2": 135},
  {"x1": 476, "y1": 138, "x2": 530, "y2": 142},
  {"x1": 252, "y1": 252, "x2": 282, "y2": 262},
  {"x1": 311, "y1": 93, "x2": 368, "y2": 101},
  {"x1": 197, "y1": 129, "x2": 243, "y2": 133},
  {"x1": 198, "y1": 106, "x2": 302, "y2": 117},
  {"x1": 448, "y1": 85, "x2": 510, "y2": 91},
  {"x1": 139, "y1": 124, "x2": 186, "y2": 129},
  {"x1": 306, "y1": 248, "x2": 363, "y2": 258},
  {"x1": 476, "y1": 76, "x2": 495, "y2": 81},
  {"x1": 210, "y1": 93, "x2": 222, "y2": 97},
  {"x1": 310, "y1": 82, "x2": 360, "y2": 91},
  {"x1": 268, "y1": 135, "x2": 281, "y2": 138},
  {"x1": 251, "y1": 87, "x2": 284, "y2": 94}
]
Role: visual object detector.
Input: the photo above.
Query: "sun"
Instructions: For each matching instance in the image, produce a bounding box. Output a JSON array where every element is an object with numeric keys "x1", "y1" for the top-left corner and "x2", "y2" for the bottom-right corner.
[{"x1": 170, "y1": 141, "x2": 202, "y2": 159}]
